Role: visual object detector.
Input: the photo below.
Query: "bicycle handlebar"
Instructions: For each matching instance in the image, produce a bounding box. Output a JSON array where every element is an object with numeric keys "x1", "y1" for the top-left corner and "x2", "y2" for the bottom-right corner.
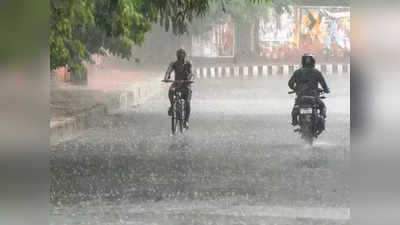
[
  {"x1": 288, "y1": 88, "x2": 326, "y2": 95},
  {"x1": 162, "y1": 80, "x2": 194, "y2": 84}
]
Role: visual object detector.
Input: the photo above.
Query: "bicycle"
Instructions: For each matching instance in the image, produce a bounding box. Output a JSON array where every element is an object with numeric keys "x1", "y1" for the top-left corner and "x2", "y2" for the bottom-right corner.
[{"x1": 162, "y1": 80, "x2": 194, "y2": 135}]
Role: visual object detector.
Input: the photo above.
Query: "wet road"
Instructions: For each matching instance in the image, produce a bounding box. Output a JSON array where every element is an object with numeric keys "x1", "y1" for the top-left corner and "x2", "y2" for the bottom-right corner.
[{"x1": 51, "y1": 76, "x2": 350, "y2": 225}]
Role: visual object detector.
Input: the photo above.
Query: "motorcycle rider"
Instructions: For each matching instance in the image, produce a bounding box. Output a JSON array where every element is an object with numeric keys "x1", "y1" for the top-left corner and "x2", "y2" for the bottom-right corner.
[
  {"x1": 289, "y1": 54, "x2": 330, "y2": 131},
  {"x1": 164, "y1": 48, "x2": 193, "y2": 129}
]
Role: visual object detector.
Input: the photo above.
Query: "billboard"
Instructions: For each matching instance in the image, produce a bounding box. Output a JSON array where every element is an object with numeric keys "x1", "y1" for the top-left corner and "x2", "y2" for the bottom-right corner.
[
  {"x1": 192, "y1": 22, "x2": 235, "y2": 57},
  {"x1": 257, "y1": 8, "x2": 298, "y2": 57},
  {"x1": 300, "y1": 7, "x2": 350, "y2": 55},
  {"x1": 256, "y1": 7, "x2": 350, "y2": 60},
  {"x1": 258, "y1": 8, "x2": 296, "y2": 42}
]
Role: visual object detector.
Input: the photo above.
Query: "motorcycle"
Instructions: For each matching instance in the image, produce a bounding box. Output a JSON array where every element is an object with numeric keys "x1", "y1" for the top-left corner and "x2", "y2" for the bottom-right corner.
[{"x1": 289, "y1": 89, "x2": 326, "y2": 145}]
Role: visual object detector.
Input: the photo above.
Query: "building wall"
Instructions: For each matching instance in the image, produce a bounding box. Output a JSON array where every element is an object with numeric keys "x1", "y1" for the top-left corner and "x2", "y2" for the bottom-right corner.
[
  {"x1": 130, "y1": 6, "x2": 350, "y2": 67},
  {"x1": 191, "y1": 6, "x2": 350, "y2": 65}
]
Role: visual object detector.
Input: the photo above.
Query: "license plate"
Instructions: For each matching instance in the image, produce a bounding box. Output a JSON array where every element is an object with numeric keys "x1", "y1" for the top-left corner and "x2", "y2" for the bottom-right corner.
[{"x1": 300, "y1": 108, "x2": 313, "y2": 114}]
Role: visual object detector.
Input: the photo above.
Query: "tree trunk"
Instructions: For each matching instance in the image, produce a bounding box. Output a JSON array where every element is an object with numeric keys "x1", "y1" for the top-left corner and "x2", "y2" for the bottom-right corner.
[
  {"x1": 70, "y1": 66, "x2": 88, "y2": 85},
  {"x1": 235, "y1": 22, "x2": 253, "y2": 63}
]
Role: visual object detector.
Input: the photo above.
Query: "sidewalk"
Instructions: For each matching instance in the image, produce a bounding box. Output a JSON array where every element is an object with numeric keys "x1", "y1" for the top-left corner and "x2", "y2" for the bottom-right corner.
[{"x1": 50, "y1": 66, "x2": 163, "y2": 140}]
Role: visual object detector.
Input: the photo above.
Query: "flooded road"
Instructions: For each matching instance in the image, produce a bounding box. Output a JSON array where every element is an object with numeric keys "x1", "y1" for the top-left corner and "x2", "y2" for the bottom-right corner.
[{"x1": 51, "y1": 77, "x2": 350, "y2": 225}]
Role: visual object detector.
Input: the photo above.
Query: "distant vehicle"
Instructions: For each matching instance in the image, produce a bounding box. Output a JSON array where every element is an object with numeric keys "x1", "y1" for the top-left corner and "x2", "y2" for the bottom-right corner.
[{"x1": 289, "y1": 89, "x2": 327, "y2": 145}]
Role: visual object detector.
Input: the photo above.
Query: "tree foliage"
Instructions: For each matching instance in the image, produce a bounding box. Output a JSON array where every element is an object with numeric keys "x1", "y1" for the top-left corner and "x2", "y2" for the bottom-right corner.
[
  {"x1": 50, "y1": 0, "x2": 214, "y2": 72},
  {"x1": 50, "y1": 0, "x2": 154, "y2": 72},
  {"x1": 50, "y1": 0, "x2": 314, "y2": 72},
  {"x1": 188, "y1": 0, "x2": 349, "y2": 36},
  {"x1": 189, "y1": 0, "x2": 290, "y2": 36}
]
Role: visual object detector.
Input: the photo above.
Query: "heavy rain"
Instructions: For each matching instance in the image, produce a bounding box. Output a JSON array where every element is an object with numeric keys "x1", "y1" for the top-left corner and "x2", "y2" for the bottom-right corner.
[{"x1": 50, "y1": 0, "x2": 350, "y2": 224}]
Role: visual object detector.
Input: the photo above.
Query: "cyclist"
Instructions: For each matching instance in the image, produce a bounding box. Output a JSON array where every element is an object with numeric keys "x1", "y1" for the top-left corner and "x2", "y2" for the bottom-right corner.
[{"x1": 164, "y1": 48, "x2": 194, "y2": 129}]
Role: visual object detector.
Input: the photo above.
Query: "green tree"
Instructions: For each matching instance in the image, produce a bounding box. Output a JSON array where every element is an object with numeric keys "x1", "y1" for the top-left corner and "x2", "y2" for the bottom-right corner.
[
  {"x1": 50, "y1": 0, "x2": 94, "y2": 74},
  {"x1": 50, "y1": 0, "x2": 298, "y2": 75},
  {"x1": 188, "y1": 0, "x2": 297, "y2": 35},
  {"x1": 50, "y1": 0, "x2": 152, "y2": 74},
  {"x1": 50, "y1": 0, "x2": 211, "y2": 74}
]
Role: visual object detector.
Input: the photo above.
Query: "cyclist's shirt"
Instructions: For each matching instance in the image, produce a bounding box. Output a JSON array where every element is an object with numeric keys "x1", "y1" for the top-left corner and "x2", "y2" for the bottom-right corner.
[{"x1": 165, "y1": 60, "x2": 192, "y2": 81}]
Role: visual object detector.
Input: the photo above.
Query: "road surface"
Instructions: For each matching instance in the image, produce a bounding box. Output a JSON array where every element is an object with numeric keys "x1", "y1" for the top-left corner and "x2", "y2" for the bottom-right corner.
[{"x1": 51, "y1": 76, "x2": 350, "y2": 225}]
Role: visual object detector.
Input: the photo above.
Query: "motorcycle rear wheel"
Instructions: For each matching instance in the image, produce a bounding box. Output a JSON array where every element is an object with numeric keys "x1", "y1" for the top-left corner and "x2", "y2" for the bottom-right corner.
[
  {"x1": 304, "y1": 134, "x2": 314, "y2": 145},
  {"x1": 301, "y1": 126, "x2": 314, "y2": 146}
]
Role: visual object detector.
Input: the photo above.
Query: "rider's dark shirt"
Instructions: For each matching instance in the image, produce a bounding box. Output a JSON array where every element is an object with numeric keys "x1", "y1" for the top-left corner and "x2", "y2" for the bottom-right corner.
[
  {"x1": 170, "y1": 60, "x2": 192, "y2": 81},
  {"x1": 288, "y1": 67, "x2": 329, "y2": 96}
]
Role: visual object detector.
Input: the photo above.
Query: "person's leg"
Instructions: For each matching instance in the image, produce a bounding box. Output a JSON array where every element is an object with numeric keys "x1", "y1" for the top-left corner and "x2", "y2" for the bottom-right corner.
[
  {"x1": 292, "y1": 105, "x2": 299, "y2": 126},
  {"x1": 168, "y1": 85, "x2": 174, "y2": 115},
  {"x1": 291, "y1": 98, "x2": 300, "y2": 126},
  {"x1": 168, "y1": 88, "x2": 174, "y2": 105},
  {"x1": 184, "y1": 88, "x2": 192, "y2": 123},
  {"x1": 317, "y1": 99, "x2": 327, "y2": 131},
  {"x1": 317, "y1": 99, "x2": 327, "y2": 118}
]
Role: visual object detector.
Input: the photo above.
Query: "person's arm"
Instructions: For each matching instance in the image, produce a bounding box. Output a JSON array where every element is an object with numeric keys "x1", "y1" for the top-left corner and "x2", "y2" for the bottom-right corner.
[
  {"x1": 188, "y1": 72, "x2": 194, "y2": 81},
  {"x1": 318, "y1": 71, "x2": 330, "y2": 93},
  {"x1": 164, "y1": 62, "x2": 174, "y2": 80},
  {"x1": 288, "y1": 71, "x2": 297, "y2": 90},
  {"x1": 186, "y1": 62, "x2": 194, "y2": 81}
]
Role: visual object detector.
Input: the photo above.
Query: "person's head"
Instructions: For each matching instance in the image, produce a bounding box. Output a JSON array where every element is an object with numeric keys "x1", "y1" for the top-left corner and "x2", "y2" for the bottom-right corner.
[
  {"x1": 301, "y1": 53, "x2": 316, "y2": 68},
  {"x1": 176, "y1": 48, "x2": 186, "y2": 62}
]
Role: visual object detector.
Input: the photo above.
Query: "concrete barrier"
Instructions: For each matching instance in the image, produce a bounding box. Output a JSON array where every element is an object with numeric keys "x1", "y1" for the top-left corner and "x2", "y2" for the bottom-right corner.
[
  {"x1": 193, "y1": 63, "x2": 350, "y2": 79},
  {"x1": 105, "y1": 77, "x2": 163, "y2": 114}
]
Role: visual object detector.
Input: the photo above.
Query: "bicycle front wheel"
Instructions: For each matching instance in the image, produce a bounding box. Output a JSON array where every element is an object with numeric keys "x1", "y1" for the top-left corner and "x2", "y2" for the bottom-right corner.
[
  {"x1": 171, "y1": 105, "x2": 177, "y2": 135},
  {"x1": 178, "y1": 119, "x2": 184, "y2": 133}
]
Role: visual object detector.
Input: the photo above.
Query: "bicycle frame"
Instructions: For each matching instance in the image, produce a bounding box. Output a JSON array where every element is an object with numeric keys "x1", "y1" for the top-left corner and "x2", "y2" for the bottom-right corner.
[{"x1": 172, "y1": 90, "x2": 185, "y2": 121}]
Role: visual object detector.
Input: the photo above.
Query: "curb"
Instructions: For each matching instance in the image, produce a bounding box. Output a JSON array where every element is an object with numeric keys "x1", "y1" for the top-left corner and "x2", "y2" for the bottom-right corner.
[
  {"x1": 50, "y1": 78, "x2": 163, "y2": 138},
  {"x1": 50, "y1": 104, "x2": 107, "y2": 138},
  {"x1": 193, "y1": 64, "x2": 350, "y2": 79}
]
